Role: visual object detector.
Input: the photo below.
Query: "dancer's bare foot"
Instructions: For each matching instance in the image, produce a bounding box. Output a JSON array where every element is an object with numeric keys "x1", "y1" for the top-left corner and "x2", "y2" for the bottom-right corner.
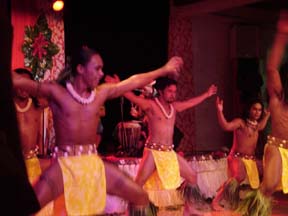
[
  {"x1": 211, "y1": 200, "x2": 224, "y2": 211},
  {"x1": 184, "y1": 202, "x2": 204, "y2": 216}
]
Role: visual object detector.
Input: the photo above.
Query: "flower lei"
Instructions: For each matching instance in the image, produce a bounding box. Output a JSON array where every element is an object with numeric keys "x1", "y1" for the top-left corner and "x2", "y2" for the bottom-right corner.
[
  {"x1": 66, "y1": 82, "x2": 96, "y2": 105},
  {"x1": 15, "y1": 98, "x2": 32, "y2": 113},
  {"x1": 22, "y1": 14, "x2": 59, "y2": 81},
  {"x1": 246, "y1": 118, "x2": 258, "y2": 131},
  {"x1": 154, "y1": 97, "x2": 174, "y2": 119}
]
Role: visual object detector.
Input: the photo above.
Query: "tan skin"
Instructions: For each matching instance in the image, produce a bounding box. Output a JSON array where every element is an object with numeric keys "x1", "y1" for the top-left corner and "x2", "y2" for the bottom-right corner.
[
  {"x1": 14, "y1": 74, "x2": 51, "y2": 175},
  {"x1": 95, "y1": 105, "x2": 106, "y2": 148},
  {"x1": 260, "y1": 10, "x2": 288, "y2": 197},
  {"x1": 14, "y1": 93, "x2": 42, "y2": 156},
  {"x1": 123, "y1": 83, "x2": 217, "y2": 187},
  {"x1": 12, "y1": 53, "x2": 183, "y2": 209},
  {"x1": 212, "y1": 96, "x2": 270, "y2": 211}
]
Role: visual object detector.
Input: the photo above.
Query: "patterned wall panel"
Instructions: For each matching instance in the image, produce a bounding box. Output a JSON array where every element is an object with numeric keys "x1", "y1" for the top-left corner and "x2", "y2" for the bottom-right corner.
[
  {"x1": 40, "y1": 2, "x2": 65, "y2": 80},
  {"x1": 41, "y1": 4, "x2": 65, "y2": 155},
  {"x1": 169, "y1": 15, "x2": 195, "y2": 153}
]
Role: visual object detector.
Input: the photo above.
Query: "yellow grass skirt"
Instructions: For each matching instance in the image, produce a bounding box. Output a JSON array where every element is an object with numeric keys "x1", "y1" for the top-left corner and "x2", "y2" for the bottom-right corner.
[
  {"x1": 58, "y1": 154, "x2": 106, "y2": 215},
  {"x1": 264, "y1": 142, "x2": 288, "y2": 193},
  {"x1": 143, "y1": 149, "x2": 183, "y2": 207},
  {"x1": 25, "y1": 157, "x2": 54, "y2": 216},
  {"x1": 242, "y1": 158, "x2": 260, "y2": 189}
]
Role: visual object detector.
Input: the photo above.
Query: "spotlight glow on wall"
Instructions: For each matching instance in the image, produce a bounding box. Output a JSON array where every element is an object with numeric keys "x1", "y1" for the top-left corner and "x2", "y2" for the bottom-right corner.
[{"x1": 52, "y1": 0, "x2": 64, "y2": 12}]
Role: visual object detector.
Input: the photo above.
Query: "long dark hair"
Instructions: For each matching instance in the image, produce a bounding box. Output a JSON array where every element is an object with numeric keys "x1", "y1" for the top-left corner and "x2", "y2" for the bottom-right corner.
[
  {"x1": 14, "y1": 68, "x2": 33, "y2": 80},
  {"x1": 153, "y1": 77, "x2": 177, "y2": 95},
  {"x1": 13, "y1": 68, "x2": 40, "y2": 107},
  {"x1": 57, "y1": 46, "x2": 100, "y2": 87},
  {"x1": 242, "y1": 98, "x2": 264, "y2": 121}
]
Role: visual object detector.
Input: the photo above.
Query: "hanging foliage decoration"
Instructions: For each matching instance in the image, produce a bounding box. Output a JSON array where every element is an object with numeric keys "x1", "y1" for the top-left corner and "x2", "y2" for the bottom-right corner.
[{"x1": 22, "y1": 13, "x2": 59, "y2": 81}]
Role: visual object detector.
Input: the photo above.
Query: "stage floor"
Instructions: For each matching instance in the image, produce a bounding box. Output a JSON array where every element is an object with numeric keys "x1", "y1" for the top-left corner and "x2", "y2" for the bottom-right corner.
[
  {"x1": 159, "y1": 191, "x2": 288, "y2": 216},
  {"x1": 53, "y1": 191, "x2": 288, "y2": 215}
]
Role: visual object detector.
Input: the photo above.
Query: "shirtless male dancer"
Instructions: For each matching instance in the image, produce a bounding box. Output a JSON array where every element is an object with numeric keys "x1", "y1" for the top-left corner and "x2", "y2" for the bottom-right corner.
[
  {"x1": 12, "y1": 46, "x2": 183, "y2": 215},
  {"x1": 237, "y1": 11, "x2": 288, "y2": 216},
  {"x1": 212, "y1": 96, "x2": 270, "y2": 211},
  {"x1": 121, "y1": 77, "x2": 217, "y2": 212},
  {"x1": 13, "y1": 68, "x2": 53, "y2": 215}
]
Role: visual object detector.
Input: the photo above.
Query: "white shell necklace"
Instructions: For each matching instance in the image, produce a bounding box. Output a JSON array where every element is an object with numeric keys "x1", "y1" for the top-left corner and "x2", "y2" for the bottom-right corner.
[
  {"x1": 155, "y1": 97, "x2": 174, "y2": 119},
  {"x1": 66, "y1": 82, "x2": 96, "y2": 105},
  {"x1": 246, "y1": 118, "x2": 258, "y2": 131},
  {"x1": 15, "y1": 98, "x2": 32, "y2": 113}
]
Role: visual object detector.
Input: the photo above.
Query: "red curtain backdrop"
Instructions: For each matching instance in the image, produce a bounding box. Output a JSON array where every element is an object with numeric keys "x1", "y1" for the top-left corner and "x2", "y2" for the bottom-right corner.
[{"x1": 11, "y1": 0, "x2": 41, "y2": 70}]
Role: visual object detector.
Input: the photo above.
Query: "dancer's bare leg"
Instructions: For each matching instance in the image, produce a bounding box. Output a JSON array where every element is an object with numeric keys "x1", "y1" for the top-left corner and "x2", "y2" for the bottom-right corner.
[
  {"x1": 34, "y1": 161, "x2": 64, "y2": 208},
  {"x1": 104, "y1": 161, "x2": 149, "y2": 206},
  {"x1": 260, "y1": 145, "x2": 282, "y2": 197},
  {"x1": 39, "y1": 158, "x2": 52, "y2": 173},
  {"x1": 177, "y1": 154, "x2": 197, "y2": 185},
  {"x1": 134, "y1": 149, "x2": 156, "y2": 187},
  {"x1": 176, "y1": 155, "x2": 207, "y2": 215},
  {"x1": 211, "y1": 186, "x2": 225, "y2": 211},
  {"x1": 212, "y1": 157, "x2": 245, "y2": 211}
]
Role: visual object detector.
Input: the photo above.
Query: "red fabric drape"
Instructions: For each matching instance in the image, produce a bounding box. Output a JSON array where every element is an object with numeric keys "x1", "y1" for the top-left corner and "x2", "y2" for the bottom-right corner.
[{"x1": 11, "y1": 0, "x2": 41, "y2": 70}]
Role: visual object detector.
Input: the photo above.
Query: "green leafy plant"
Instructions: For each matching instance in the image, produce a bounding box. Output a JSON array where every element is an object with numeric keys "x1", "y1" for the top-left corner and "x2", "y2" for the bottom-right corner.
[{"x1": 22, "y1": 13, "x2": 59, "y2": 80}]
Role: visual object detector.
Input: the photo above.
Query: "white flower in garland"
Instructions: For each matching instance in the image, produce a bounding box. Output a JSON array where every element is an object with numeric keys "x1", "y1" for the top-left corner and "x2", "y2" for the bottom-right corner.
[
  {"x1": 66, "y1": 82, "x2": 96, "y2": 105},
  {"x1": 154, "y1": 97, "x2": 174, "y2": 119}
]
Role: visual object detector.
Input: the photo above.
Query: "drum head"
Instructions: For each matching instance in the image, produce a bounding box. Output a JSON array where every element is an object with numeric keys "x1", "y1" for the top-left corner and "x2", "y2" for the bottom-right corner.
[{"x1": 116, "y1": 121, "x2": 142, "y2": 156}]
